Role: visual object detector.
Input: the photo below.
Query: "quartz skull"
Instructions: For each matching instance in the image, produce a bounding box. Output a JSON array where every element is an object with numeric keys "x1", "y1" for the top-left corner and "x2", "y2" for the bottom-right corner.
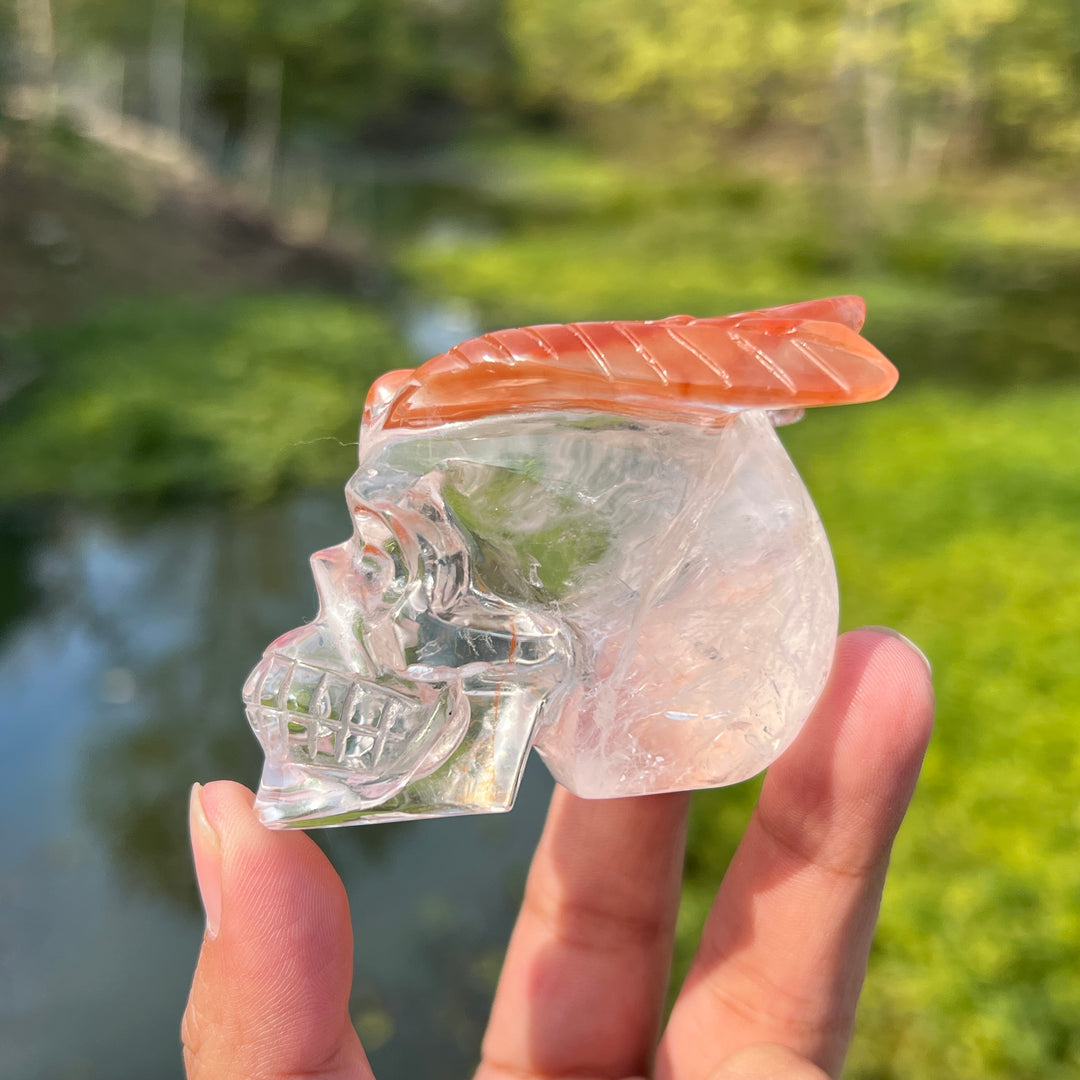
[{"x1": 243, "y1": 298, "x2": 897, "y2": 827}]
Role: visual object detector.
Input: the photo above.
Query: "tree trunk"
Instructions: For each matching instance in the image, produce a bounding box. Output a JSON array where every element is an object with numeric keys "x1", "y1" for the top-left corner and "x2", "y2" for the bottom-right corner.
[
  {"x1": 149, "y1": 0, "x2": 187, "y2": 135},
  {"x1": 242, "y1": 56, "x2": 284, "y2": 207},
  {"x1": 13, "y1": 0, "x2": 57, "y2": 118},
  {"x1": 861, "y1": 5, "x2": 901, "y2": 187}
]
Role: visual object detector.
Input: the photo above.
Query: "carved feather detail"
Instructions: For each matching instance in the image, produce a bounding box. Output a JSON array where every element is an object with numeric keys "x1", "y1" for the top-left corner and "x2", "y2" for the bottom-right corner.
[{"x1": 365, "y1": 296, "x2": 897, "y2": 430}]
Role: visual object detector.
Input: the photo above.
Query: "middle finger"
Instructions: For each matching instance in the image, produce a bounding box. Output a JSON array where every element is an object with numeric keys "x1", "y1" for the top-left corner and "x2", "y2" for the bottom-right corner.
[{"x1": 476, "y1": 786, "x2": 690, "y2": 1080}]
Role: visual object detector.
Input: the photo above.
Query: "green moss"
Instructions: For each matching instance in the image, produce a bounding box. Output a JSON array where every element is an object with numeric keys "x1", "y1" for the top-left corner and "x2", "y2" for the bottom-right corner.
[{"x1": 0, "y1": 294, "x2": 411, "y2": 503}]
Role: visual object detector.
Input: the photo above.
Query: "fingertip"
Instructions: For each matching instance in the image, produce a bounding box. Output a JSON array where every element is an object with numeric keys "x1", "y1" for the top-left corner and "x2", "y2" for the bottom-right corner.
[
  {"x1": 189, "y1": 775, "x2": 353, "y2": 998},
  {"x1": 758, "y1": 626, "x2": 936, "y2": 876},
  {"x1": 839, "y1": 627, "x2": 936, "y2": 763},
  {"x1": 208, "y1": 778, "x2": 350, "y2": 947},
  {"x1": 194, "y1": 778, "x2": 345, "y2": 922},
  {"x1": 191, "y1": 779, "x2": 257, "y2": 835},
  {"x1": 184, "y1": 779, "x2": 365, "y2": 1078},
  {"x1": 856, "y1": 625, "x2": 932, "y2": 678},
  {"x1": 660, "y1": 632, "x2": 935, "y2": 1077}
]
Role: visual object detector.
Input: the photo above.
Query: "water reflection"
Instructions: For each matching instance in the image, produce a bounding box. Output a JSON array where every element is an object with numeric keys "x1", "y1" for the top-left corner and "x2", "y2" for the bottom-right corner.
[
  {"x1": 0, "y1": 494, "x2": 552, "y2": 1079},
  {"x1": 0, "y1": 511, "x2": 40, "y2": 646}
]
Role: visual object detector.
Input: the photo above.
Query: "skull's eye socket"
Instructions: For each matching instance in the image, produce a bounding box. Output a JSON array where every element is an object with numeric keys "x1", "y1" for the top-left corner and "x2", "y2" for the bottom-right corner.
[{"x1": 353, "y1": 510, "x2": 410, "y2": 601}]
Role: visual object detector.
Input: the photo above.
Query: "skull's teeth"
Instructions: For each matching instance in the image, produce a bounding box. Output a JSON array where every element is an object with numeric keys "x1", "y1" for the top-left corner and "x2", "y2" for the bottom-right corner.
[
  {"x1": 246, "y1": 654, "x2": 434, "y2": 773},
  {"x1": 335, "y1": 680, "x2": 363, "y2": 763}
]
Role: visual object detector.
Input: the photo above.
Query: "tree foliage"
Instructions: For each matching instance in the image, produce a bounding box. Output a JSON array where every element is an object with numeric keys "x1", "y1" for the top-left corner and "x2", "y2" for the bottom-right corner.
[
  {"x1": 507, "y1": 0, "x2": 1080, "y2": 177},
  {"x1": 48, "y1": 0, "x2": 514, "y2": 138},
  {"x1": 22, "y1": 0, "x2": 1080, "y2": 173}
]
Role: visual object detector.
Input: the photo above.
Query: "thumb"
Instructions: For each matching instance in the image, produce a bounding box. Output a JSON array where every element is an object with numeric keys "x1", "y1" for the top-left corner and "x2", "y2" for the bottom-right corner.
[
  {"x1": 182, "y1": 781, "x2": 373, "y2": 1080},
  {"x1": 710, "y1": 1044, "x2": 831, "y2": 1079}
]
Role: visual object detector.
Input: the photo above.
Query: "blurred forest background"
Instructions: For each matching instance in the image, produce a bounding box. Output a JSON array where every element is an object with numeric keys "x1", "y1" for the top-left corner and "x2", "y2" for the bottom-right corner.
[{"x1": 0, "y1": 2, "x2": 1078, "y2": 1078}]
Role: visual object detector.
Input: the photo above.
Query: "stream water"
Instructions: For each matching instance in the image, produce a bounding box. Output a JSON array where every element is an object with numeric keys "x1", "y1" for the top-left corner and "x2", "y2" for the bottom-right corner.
[
  {"x1": 0, "y1": 493, "x2": 555, "y2": 1079},
  {"x1": 0, "y1": 283, "x2": 568, "y2": 1078}
]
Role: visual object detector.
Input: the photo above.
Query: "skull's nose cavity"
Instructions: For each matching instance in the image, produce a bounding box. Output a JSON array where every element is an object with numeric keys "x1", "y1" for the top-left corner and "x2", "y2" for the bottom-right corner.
[{"x1": 350, "y1": 506, "x2": 412, "y2": 603}]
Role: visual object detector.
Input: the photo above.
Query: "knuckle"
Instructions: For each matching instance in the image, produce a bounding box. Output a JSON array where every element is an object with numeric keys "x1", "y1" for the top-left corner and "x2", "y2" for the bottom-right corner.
[
  {"x1": 522, "y1": 881, "x2": 669, "y2": 955},
  {"x1": 709, "y1": 1042, "x2": 831, "y2": 1079},
  {"x1": 752, "y1": 798, "x2": 885, "y2": 881}
]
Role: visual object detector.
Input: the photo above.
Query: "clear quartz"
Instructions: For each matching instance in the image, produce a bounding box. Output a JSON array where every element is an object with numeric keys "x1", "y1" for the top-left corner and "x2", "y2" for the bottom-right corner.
[{"x1": 244, "y1": 409, "x2": 838, "y2": 827}]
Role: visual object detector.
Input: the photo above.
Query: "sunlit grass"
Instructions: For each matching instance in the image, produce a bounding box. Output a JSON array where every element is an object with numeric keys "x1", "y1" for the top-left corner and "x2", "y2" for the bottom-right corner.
[
  {"x1": 459, "y1": 133, "x2": 647, "y2": 212},
  {"x1": 676, "y1": 384, "x2": 1080, "y2": 1080},
  {"x1": 0, "y1": 294, "x2": 411, "y2": 502}
]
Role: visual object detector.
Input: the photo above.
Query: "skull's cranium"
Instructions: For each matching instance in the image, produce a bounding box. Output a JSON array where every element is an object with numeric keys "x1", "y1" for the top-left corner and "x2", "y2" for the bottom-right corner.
[{"x1": 243, "y1": 302, "x2": 896, "y2": 827}]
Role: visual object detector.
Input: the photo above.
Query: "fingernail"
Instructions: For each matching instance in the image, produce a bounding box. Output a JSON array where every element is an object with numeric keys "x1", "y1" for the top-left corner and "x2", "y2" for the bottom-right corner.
[
  {"x1": 189, "y1": 783, "x2": 222, "y2": 939},
  {"x1": 861, "y1": 626, "x2": 933, "y2": 677}
]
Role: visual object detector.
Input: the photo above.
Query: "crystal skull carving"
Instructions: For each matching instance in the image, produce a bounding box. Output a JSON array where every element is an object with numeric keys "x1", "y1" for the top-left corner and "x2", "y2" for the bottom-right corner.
[{"x1": 244, "y1": 297, "x2": 897, "y2": 827}]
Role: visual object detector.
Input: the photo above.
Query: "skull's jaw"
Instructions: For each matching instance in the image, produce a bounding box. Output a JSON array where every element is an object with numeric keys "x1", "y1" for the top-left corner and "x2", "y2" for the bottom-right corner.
[
  {"x1": 245, "y1": 652, "x2": 556, "y2": 827},
  {"x1": 250, "y1": 687, "x2": 551, "y2": 827},
  {"x1": 251, "y1": 752, "x2": 530, "y2": 828}
]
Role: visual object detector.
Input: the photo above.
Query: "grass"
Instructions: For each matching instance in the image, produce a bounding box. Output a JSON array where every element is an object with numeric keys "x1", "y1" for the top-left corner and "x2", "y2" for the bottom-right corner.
[
  {"x1": 805, "y1": 388, "x2": 1080, "y2": 1079},
  {"x1": 0, "y1": 294, "x2": 412, "y2": 503},
  {"x1": 675, "y1": 384, "x2": 1080, "y2": 1080}
]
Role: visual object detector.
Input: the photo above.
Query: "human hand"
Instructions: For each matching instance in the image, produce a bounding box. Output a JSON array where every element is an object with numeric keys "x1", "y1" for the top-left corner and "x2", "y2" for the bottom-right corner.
[{"x1": 183, "y1": 627, "x2": 934, "y2": 1080}]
